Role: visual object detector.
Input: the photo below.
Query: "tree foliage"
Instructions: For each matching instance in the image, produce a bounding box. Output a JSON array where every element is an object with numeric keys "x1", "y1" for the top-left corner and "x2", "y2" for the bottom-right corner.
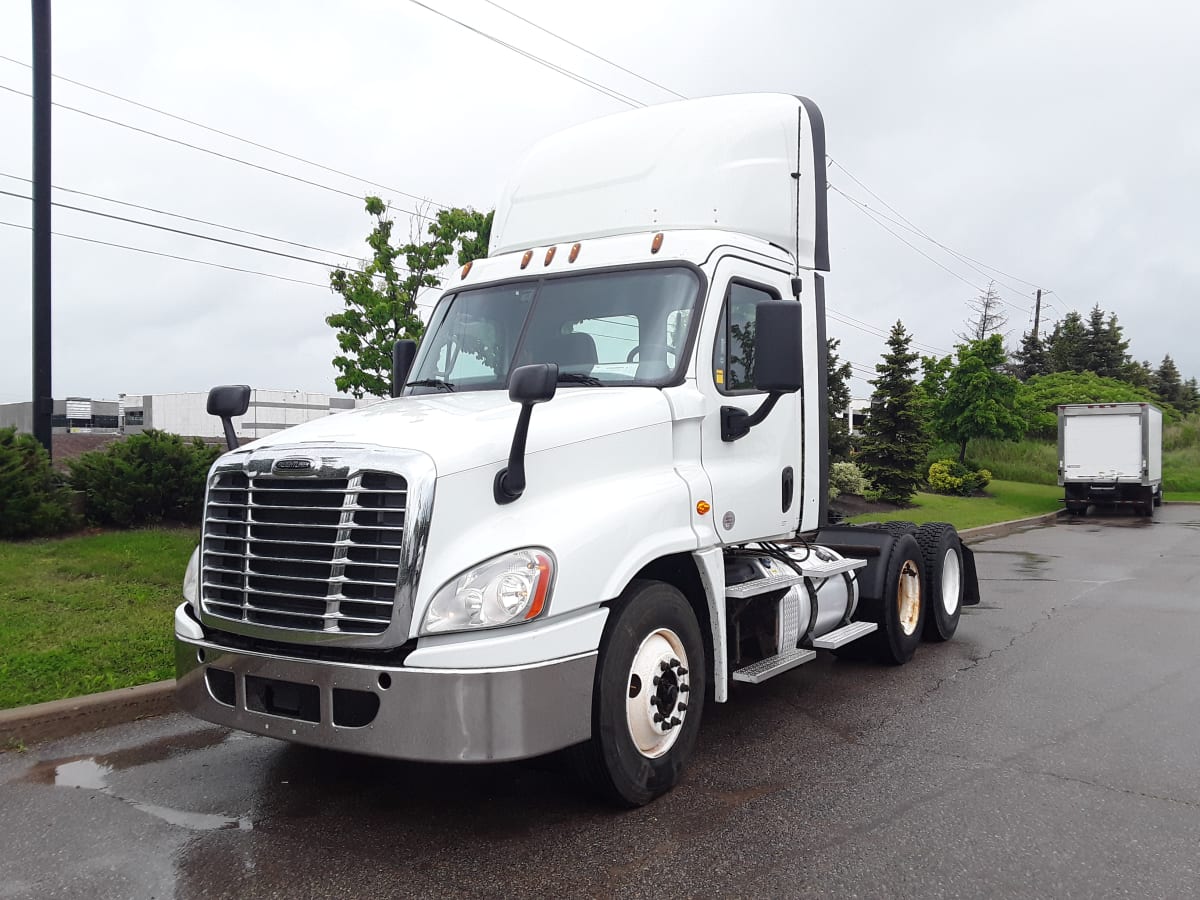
[
  {"x1": 1010, "y1": 329, "x2": 1050, "y2": 381},
  {"x1": 858, "y1": 321, "x2": 928, "y2": 505},
  {"x1": 327, "y1": 198, "x2": 493, "y2": 398},
  {"x1": 1018, "y1": 371, "x2": 1170, "y2": 438},
  {"x1": 933, "y1": 335, "x2": 1026, "y2": 462},
  {"x1": 0, "y1": 427, "x2": 78, "y2": 539},
  {"x1": 1045, "y1": 310, "x2": 1090, "y2": 373},
  {"x1": 826, "y1": 338, "x2": 854, "y2": 461},
  {"x1": 68, "y1": 431, "x2": 221, "y2": 527}
]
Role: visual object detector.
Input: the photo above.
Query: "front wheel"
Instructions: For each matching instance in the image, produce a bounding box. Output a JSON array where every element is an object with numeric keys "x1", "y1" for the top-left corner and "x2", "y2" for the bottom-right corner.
[{"x1": 568, "y1": 580, "x2": 706, "y2": 807}]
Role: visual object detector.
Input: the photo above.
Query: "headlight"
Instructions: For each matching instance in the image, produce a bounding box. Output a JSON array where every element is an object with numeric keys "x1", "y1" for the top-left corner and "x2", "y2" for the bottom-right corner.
[
  {"x1": 183, "y1": 547, "x2": 200, "y2": 610},
  {"x1": 422, "y1": 548, "x2": 554, "y2": 634}
]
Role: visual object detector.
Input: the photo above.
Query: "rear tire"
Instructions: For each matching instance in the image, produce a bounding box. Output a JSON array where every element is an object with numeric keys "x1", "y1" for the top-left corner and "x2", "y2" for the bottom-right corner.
[
  {"x1": 916, "y1": 523, "x2": 963, "y2": 642},
  {"x1": 873, "y1": 520, "x2": 918, "y2": 537},
  {"x1": 567, "y1": 579, "x2": 706, "y2": 807},
  {"x1": 872, "y1": 533, "x2": 926, "y2": 665},
  {"x1": 1153, "y1": 488, "x2": 1163, "y2": 508}
]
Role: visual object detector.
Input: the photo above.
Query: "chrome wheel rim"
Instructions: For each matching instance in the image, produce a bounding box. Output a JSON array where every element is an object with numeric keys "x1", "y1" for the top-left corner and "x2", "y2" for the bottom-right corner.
[
  {"x1": 897, "y1": 560, "x2": 922, "y2": 636},
  {"x1": 625, "y1": 628, "x2": 690, "y2": 758}
]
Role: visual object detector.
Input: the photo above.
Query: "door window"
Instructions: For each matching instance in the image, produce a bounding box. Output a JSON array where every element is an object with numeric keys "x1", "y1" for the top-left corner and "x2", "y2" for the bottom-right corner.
[{"x1": 713, "y1": 281, "x2": 777, "y2": 394}]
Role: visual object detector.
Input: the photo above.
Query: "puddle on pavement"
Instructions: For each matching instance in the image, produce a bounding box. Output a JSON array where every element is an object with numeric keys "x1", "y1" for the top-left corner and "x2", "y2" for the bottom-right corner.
[
  {"x1": 970, "y1": 549, "x2": 1055, "y2": 580},
  {"x1": 18, "y1": 728, "x2": 252, "y2": 832}
]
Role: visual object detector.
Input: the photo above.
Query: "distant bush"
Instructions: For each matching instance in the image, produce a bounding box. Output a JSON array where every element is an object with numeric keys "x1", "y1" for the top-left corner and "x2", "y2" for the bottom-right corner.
[
  {"x1": 68, "y1": 430, "x2": 221, "y2": 527},
  {"x1": 1020, "y1": 372, "x2": 1172, "y2": 438},
  {"x1": 829, "y1": 461, "x2": 872, "y2": 501},
  {"x1": 928, "y1": 459, "x2": 991, "y2": 496},
  {"x1": 0, "y1": 427, "x2": 79, "y2": 539}
]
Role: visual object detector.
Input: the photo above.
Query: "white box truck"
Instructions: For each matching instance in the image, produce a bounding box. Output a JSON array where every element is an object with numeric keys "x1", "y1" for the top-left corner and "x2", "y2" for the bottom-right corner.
[
  {"x1": 175, "y1": 94, "x2": 981, "y2": 806},
  {"x1": 1059, "y1": 402, "x2": 1163, "y2": 516}
]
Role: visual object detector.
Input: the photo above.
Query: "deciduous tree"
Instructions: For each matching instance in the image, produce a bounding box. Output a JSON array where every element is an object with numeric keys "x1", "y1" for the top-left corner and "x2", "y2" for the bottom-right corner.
[{"x1": 934, "y1": 335, "x2": 1026, "y2": 463}]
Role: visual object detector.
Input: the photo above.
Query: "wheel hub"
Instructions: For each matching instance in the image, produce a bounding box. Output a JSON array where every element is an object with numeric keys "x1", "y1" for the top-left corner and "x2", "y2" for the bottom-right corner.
[
  {"x1": 626, "y1": 630, "x2": 690, "y2": 758},
  {"x1": 897, "y1": 560, "x2": 922, "y2": 636}
]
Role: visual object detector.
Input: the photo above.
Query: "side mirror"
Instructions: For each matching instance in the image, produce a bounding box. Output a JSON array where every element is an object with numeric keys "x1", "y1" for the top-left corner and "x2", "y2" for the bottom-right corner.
[
  {"x1": 495, "y1": 363, "x2": 558, "y2": 504},
  {"x1": 207, "y1": 385, "x2": 251, "y2": 451},
  {"x1": 392, "y1": 339, "x2": 417, "y2": 397},
  {"x1": 721, "y1": 301, "x2": 802, "y2": 442},
  {"x1": 753, "y1": 300, "x2": 803, "y2": 392}
]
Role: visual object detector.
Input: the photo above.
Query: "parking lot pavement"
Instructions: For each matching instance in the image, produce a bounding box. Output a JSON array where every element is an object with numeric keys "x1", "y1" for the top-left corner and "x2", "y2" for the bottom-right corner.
[{"x1": 2, "y1": 506, "x2": 1198, "y2": 899}]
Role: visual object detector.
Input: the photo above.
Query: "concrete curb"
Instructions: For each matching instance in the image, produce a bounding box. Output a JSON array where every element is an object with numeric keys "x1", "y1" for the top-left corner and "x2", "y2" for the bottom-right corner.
[
  {"x1": 957, "y1": 509, "x2": 1066, "y2": 543},
  {"x1": 0, "y1": 679, "x2": 176, "y2": 748},
  {"x1": 0, "y1": 508, "x2": 1073, "y2": 749}
]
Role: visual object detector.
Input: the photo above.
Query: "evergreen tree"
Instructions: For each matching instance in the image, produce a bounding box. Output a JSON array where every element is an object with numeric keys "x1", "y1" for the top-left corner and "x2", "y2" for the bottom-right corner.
[
  {"x1": 826, "y1": 338, "x2": 854, "y2": 462},
  {"x1": 1085, "y1": 305, "x2": 1130, "y2": 379},
  {"x1": 957, "y1": 281, "x2": 1009, "y2": 342},
  {"x1": 1011, "y1": 329, "x2": 1050, "y2": 381},
  {"x1": 858, "y1": 321, "x2": 928, "y2": 505},
  {"x1": 1045, "y1": 311, "x2": 1090, "y2": 373},
  {"x1": 1180, "y1": 378, "x2": 1200, "y2": 416},
  {"x1": 1154, "y1": 354, "x2": 1184, "y2": 406},
  {"x1": 1120, "y1": 359, "x2": 1156, "y2": 392},
  {"x1": 934, "y1": 336, "x2": 1027, "y2": 463}
]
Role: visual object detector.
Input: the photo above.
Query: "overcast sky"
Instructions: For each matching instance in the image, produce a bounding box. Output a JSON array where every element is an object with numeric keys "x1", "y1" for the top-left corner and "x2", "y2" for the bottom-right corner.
[{"x1": 2, "y1": 0, "x2": 1197, "y2": 403}]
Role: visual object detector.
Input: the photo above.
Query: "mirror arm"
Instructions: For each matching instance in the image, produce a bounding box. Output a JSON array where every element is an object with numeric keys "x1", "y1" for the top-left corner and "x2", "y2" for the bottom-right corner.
[
  {"x1": 720, "y1": 392, "x2": 782, "y2": 442},
  {"x1": 494, "y1": 402, "x2": 536, "y2": 504}
]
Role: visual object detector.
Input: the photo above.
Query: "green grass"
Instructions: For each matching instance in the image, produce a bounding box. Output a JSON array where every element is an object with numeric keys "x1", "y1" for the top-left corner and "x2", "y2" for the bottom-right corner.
[
  {"x1": 846, "y1": 479, "x2": 1064, "y2": 530},
  {"x1": 1165, "y1": 492, "x2": 1200, "y2": 502},
  {"x1": 0, "y1": 528, "x2": 197, "y2": 709}
]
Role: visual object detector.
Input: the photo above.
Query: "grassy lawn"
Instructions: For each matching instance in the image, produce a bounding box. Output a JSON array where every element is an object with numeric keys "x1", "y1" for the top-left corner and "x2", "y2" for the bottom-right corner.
[
  {"x1": 0, "y1": 528, "x2": 197, "y2": 710},
  {"x1": 846, "y1": 479, "x2": 1063, "y2": 529},
  {"x1": 1165, "y1": 492, "x2": 1200, "y2": 502}
]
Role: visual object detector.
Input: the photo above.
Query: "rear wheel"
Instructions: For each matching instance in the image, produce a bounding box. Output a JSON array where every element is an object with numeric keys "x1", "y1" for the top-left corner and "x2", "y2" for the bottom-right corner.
[
  {"x1": 873, "y1": 520, "x2": 918, "y2": 537},
  {"x1": 873, "y1": 533, "x2": 926, "y2": 665},
  {"x1": 568, "y1": 579, "x2": 706, "y2": 807},
  {"x1": 916, "y1": 523, "x2": 963, "y2": 642},
  {"x1": 1153, "y1": 487, "x2": 1163, "y2": 508}
]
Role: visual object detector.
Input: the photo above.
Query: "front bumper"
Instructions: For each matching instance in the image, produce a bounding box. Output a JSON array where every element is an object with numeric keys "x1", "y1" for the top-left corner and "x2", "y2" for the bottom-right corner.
[{"x1": 175, "y1": 604, "x2": 596, "y2": 762}]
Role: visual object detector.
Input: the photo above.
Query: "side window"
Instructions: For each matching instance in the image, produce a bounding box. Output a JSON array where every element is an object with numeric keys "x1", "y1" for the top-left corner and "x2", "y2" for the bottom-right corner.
[{"x1": 713, "y1": 282, "x2": 775, "y2": 393}]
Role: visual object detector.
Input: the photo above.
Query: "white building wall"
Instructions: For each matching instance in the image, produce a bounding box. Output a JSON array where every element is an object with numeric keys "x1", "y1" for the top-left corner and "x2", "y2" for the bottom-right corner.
[{"x1": 134, "y1": 390, "x2": 378, "y2": 439}]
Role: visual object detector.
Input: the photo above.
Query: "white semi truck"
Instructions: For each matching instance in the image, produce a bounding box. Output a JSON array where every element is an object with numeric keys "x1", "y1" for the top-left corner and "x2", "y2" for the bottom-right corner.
[
  {"x1": 175, "y1": 94, "x2": 980, "y2": 806},
  {"x1": 1059, "y1": 402, "x2": 1163, "y2": 516}
]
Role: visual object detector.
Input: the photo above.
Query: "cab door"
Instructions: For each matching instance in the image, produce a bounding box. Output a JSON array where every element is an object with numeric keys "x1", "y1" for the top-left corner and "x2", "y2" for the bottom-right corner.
[{"x1": 697, "y1": 257, "x2": 802, "y2": 543}]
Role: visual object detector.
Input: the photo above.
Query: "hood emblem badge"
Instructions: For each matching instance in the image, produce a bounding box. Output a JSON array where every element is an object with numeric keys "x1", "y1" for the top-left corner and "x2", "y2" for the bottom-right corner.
[{"x1": 273, "y1": 457, "x2": 315, "y2": 474}]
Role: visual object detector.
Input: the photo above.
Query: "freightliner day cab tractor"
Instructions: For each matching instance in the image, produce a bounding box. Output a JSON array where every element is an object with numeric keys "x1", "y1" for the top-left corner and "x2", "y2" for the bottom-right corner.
[{"x1": 176, "y1": 94, "x2": 981, "y2": 806}]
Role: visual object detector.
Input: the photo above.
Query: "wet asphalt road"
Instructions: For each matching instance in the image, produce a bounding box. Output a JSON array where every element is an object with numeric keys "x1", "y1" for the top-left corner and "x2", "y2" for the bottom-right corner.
[{"x1": 2, "y1": 507, "x2": 1198, "y2": 899}]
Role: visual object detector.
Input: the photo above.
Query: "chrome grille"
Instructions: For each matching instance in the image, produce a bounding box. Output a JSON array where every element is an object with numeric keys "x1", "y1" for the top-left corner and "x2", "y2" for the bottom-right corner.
[{"x1": 200, "y1": 470, "x2": 407, "y2": 635}]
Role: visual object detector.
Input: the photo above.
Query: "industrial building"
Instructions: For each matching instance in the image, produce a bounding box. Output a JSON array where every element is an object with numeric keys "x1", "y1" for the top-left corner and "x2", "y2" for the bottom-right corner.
[{"x1": 0, "y1": 389, "x2": 374, "y2": 440}]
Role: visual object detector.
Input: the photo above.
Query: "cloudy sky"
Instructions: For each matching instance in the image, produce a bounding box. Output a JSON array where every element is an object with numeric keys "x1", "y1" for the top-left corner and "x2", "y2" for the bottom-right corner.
[{"x1": 1, "y1": 0, "x2": 1196, "y2": 404}]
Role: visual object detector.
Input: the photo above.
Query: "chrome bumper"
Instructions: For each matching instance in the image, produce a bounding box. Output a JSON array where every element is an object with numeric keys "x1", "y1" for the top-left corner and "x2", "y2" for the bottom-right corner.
[{"x1": 175, "y1": 623, "x2": 596, "y2": 763}]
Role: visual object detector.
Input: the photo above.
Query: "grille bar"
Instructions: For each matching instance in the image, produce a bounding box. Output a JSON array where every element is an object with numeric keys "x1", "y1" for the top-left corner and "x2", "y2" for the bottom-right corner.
[{"x1": 200, "y1": 467, "x2": 407, "y2": 636}]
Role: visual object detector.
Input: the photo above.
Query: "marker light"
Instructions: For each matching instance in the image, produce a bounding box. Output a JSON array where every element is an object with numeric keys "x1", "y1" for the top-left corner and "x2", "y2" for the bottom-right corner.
[
  {"x1": 460, "y1": 261, "x2": 473, "y2": 279},
  {"x1": 544, "y1": 246, "x2": 557, "y2": 266},
  {"x1": 569, "y1": 243, "x2": 581, "y2": 263},
  {"x1": 651, "y1": 232, "x2": 664, "y2": 254},
  {"x1": 521, "y1": 250, "x2": 533, "y2": 269}
]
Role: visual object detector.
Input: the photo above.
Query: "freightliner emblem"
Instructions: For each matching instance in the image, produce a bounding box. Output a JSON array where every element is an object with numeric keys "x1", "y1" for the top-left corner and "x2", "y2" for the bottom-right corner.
[{"x1": 273, "y1": 457, "x2": 315, "y2": 474}]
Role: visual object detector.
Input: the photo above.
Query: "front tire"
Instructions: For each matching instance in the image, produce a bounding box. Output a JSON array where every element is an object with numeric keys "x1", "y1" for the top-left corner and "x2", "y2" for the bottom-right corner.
[
  {"x1": 568, "y1": 580, "x2": 706, "y2": 807},
  {"x1": 916, "y1": 523, "x2": 964, "y2": 642}
]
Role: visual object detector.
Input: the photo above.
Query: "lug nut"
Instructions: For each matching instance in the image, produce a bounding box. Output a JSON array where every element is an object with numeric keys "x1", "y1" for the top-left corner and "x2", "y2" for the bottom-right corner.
[
  {"x1": 670, "y1": 658, "x2": 680, "y2": 667},
  {"x1": 653, "y1": 712, "x2": 662, "y2": 723},
  {"x1": 679, "y1": 684, "x2": 690, "y2": 693},
  {"x1": 677, "y1": 667, "x2": 688, "y2": 676},
  {"x1": 670, "y1": 717, "x2": 681, "y2": 727},
  {"x1": 678, "y1": 703, "x2": 687, "y2": 712},
  {"x1": 660, "y1": 661, "x2": 670, "y2": 672},
  {"x1": 652, "y1": 676, "x2": 660, "y2": 686}
]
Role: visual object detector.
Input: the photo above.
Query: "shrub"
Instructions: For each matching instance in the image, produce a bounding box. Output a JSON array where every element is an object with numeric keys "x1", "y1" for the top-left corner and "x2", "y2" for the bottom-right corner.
[
  {"x1": 0, "y1": 427, "x2": 79, "y2": 539},
  {"x1": 927, "y1": 458, "x2": 991, "y2": 496},
  {"x1": 829, "y1": 461, "x2": 872, "y2": 501},
  {"x1": 68, "y1": 430, "x2": 222, "y2": 527}
]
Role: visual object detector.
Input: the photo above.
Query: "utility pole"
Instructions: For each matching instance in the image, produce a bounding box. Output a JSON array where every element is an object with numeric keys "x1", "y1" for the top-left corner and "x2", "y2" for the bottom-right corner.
[
  {"x1": 1032, "y1": 288, "x2": 1042, "y2": 339},
  {"x1": 31, "y1": 0, "x2": 52, "y2": 451}
]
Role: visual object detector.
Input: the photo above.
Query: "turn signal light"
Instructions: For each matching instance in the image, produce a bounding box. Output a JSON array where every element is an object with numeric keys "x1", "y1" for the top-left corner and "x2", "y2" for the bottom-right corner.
[{"x1": 696, "y1": 501, "x2": 711, "y2": 516}]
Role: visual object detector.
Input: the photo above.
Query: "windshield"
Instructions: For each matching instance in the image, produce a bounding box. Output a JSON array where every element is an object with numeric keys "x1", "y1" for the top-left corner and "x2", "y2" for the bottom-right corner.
[{"x1": 406, "y1": 266, "x2": 701, "y2": 393}]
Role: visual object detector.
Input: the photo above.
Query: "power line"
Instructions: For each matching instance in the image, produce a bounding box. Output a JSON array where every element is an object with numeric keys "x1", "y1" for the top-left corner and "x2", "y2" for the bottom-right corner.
[
  {"x1": 404, "y1": 0, "x2": 646, "y2": 108},
  {"x1": 0, "y1": 53, "x2": 449, "y2": 210},
  {"x1": 0, "y1": 218, "x2": 329, "y2": 288},
  {"x1": 828, "y1": 155, "x2": 1044, "y2": 291},
  {"x1": 478, "y1": 0, "x2": 686, "y2": 101},
  {"x1": 0, "y1": 83, "x2": 426, "y2": 214},
  {"x1": 828, "y1": 182, "x2": 1035, "y2": 305},
  {"x1": 828, "y1": 307, "x2": 950, "y2": 356}
]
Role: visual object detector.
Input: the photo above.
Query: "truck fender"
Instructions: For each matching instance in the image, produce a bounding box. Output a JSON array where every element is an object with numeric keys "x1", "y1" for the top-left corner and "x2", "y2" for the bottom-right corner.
[
  {"x1": 691, "y1": 547, "x2": 728, "y2": 703},
  {"x1": 960, "y1": 542, "x2": 981, "y2": 606}
]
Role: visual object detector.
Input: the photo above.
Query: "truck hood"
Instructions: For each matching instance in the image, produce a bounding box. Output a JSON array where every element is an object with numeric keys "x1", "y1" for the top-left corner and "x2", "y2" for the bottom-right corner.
[{"x1": 242, "y1": 388, "x2": 674, "y2": 476}]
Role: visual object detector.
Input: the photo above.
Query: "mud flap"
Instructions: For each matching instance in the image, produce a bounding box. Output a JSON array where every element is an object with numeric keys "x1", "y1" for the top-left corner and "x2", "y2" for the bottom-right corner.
[{"x1": 960, "y1": 542, "x2": 981, "y2": 606}]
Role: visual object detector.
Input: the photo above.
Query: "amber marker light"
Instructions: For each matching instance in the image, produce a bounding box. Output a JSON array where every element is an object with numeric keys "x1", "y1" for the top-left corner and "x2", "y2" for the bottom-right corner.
[
  {"x1": 651, "y1": 232, "x2": 664, "y2": 254},
  {"x1": 520, "y1": 250, "x2": 533, "y2": 269},
  {"x1": 568, "y1": 242, "x2": 581, "y2": 262},
  {"x1": 460, "y1": 262, "x2": 472, "y2": 279},
  {"x1": 696, "y1": 501, "x2": 711, "y2": 515},
  {"x1": 544, "y1": 246, "x2": 557, "y2": 266},
  {"x1": 524, "y1": 553, "x2": 554, "y2": 619}
]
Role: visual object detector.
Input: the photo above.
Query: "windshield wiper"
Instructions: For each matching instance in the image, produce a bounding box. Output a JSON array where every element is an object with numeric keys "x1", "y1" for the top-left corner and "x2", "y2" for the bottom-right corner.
[
  {"x1": 556, "y1": 372, "x2": 604, "y2": 387},
  {"x1": 407, "y1": 378, "x2": 455, "y2": 392}
]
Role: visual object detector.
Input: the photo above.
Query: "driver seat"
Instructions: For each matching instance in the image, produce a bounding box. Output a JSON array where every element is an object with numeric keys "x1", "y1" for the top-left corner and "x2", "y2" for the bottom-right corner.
[{"x1": 552, "y1": 332, "x2": 598, "y2": 375}]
